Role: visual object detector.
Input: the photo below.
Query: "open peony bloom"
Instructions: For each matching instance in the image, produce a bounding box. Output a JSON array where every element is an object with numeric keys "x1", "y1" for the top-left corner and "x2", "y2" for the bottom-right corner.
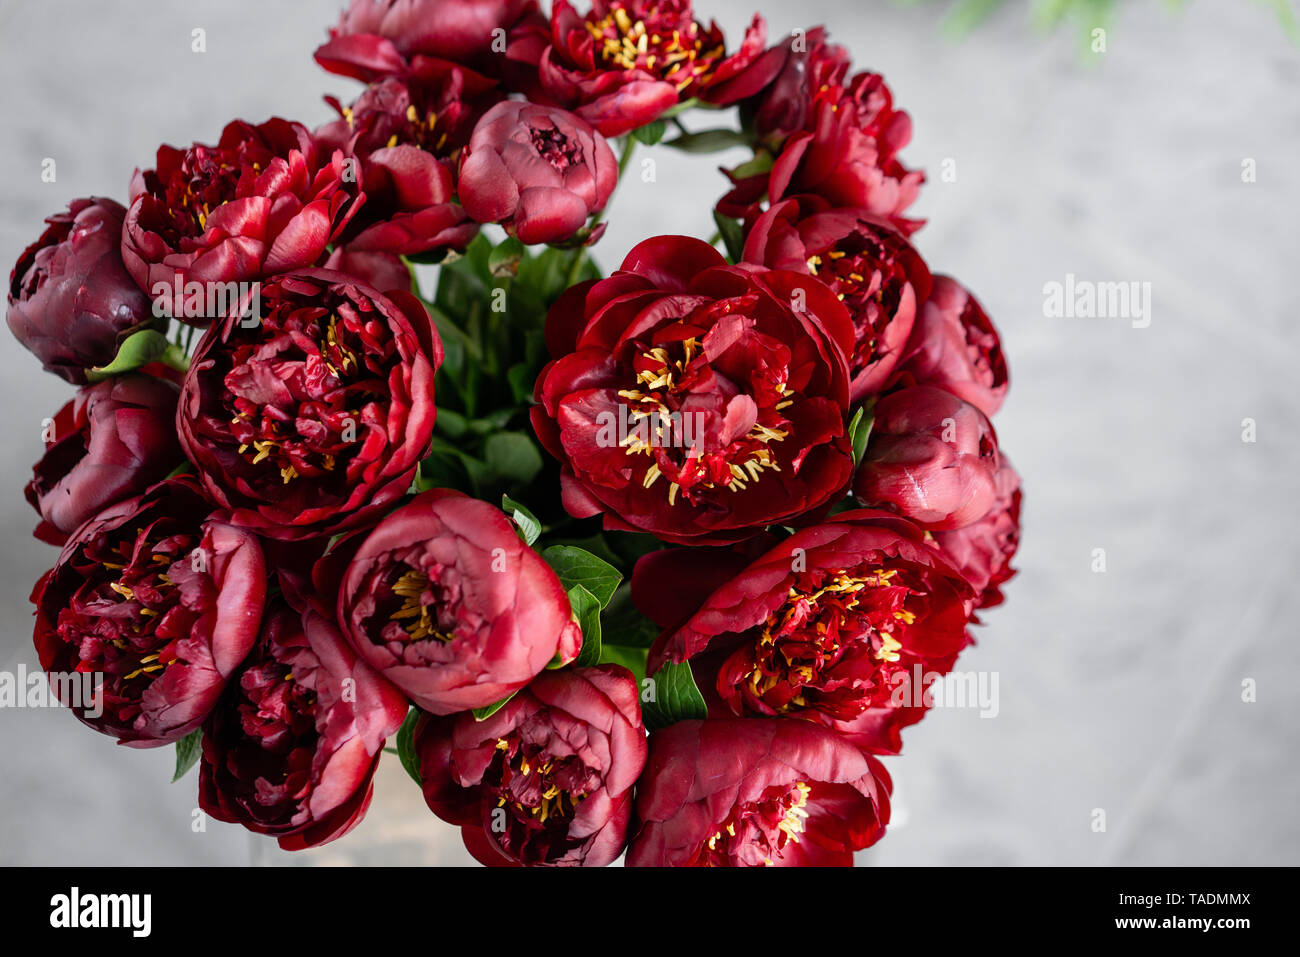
[
  {"x1": 538, "y1": 0, "x2": 767, "y2": 136},
  {"x1": 893, "y1": 275, "x2": 1008, "y2": 418},
  {"x1": 767, "y1": 70, "x2": 923, "y2": 236},
  {"x1": 637, "y1": 510, "x2": 973, "y2": 755},
  {"x1": 123, "y1": 118, "x2": 363, "y2": 324},
  {"x1": 531, "y1": 235, "x2": 855, "y2": 545},
  {"x1": 458, "y1": 101, "x2": 617, "y2": 245},
  {"x1": 744, "y1": 197, "x2": 931, "y2": 402},
  {"x1": 317, "y1": 73, "x2": 484, "y2": 257},
  {"x1": 177, "y1": 269, "x2": 440, "y2": 540},
  {"x1": 198, "y1": 592, "x2": 409, "y2": 850},
  {"x1": 333, "y1": 489, "x2": 582, "y2": 714},
  {"x1": 7, "y1": 197, "x2": 160, "y2": 383},
  {"x1": 415, "y1": 664, "x2": 647, "y2": 866},
  {"x1": 31, "y1": 477, "x2": 267, "y2": 746},
  {"x1": 314, "y1": 0, "x2": 546, "y2": 87},
  {"x1": 26, "y1": 374, "x2": 184, "y2": 546},
  {"x1": 626, "y1": 718, "x2": 891, "y2": 866},
  {"x1": 854, "y1": 385, "x2": 1002, "y2": 531}
]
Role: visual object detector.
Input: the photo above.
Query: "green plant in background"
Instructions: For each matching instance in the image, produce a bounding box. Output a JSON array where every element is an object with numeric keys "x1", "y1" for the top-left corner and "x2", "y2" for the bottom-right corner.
[{"x1": 897, "y1": 0, "x2": 1299, "y2": 44}]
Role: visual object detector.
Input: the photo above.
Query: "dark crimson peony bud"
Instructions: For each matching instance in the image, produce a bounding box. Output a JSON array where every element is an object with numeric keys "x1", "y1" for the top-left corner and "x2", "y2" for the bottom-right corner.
[
  {"x1": 414, "y1": 664, "x2": 647, "y2": 866},
  {"x1": 538, "y1": 0, "x2": 758, "y2": 136},
  {"x1": 767, "y1": 72, "x2": 923, "y2": 236},
  {"x1": 638, "y1": 510, "x2": 973, "y2": 755},
  {"x1": 8, "y1": 198, "x2": 160, "y2": 383},
  {"x1": 854, "y1": 385, "x2": 1001, "y2": 531},
  {"x1": 333, "y1": 489, "x2": 582, "y2": 714},
  {"x1": 744, "y1": 197, "x2": 931, "y2": 402},
  {"x1": 31, "y1": 476, "x2": 266, "y2": 746},
  {"x1": 531, "y1": 236, "x2": 855, "y2": 545},
  {"x1": 26, "y1": 374, "x2": 184, "y2": 546},
  {"x1": 198, "y1": 593, "x2": 409, "y2": 850},
  {"x1": 318, "y1": 74, "x2": 484, "y2": 257},
  {"x1": 933, "y1": 457, "x2": 1021, "y2": 611},
  {"x1": 743, "y1": 27, "x2": 851, "y2": 145},
  {"x1": 315, "y1": 0, "x2": 546, "y2": 86},
  {"x1": 177, "y1": 269, "x2": 440, "y2": 540},
  {"x1": 458, "y1": 102, "x2": 617, "y2": 245},
  {"x1": 626, "y1": 718, "x2": 891, "y2": 867},
  {"x1": 123, "y1": 118, "x2": 362, "y2": 324},
  {"x1": 893, "y1": 275, "x2": 1008, "y2": 418}
]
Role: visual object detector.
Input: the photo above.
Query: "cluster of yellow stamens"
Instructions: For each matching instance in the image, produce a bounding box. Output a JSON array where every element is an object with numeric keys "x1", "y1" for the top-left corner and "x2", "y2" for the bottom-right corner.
[
  {"x1": 704, "y1": 781, "x2": 812, "y2": 865},
  {"x1": 389, "y1": 569, "x2": 453, "y2": 643},
  {"x1": 616, "y1": 341, "x2": 794, "y2": 505},
  {"x1": 584, "y1": 8, "x2": 722, "y2": 91}
]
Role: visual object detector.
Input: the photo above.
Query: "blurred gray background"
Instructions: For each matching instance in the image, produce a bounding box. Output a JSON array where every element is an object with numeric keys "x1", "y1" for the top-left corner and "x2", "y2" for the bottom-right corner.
[{"x1": 1, "y1": 0, "x2": 1297, "y2": 866}]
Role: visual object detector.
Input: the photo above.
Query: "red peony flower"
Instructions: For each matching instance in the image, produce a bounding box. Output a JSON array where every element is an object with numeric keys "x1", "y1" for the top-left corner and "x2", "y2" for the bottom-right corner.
[
  {"x1": 638, "y1": 510, "x2": 973, "y2": 755},
  {"x1": 317, "y1": 73, "x2": 485, "y2": 257},
  {"x1": 198, "y1": 592, "x2": 409, "y2": 850},
  {"x1": 31, "y1": 476, "x2": 266, "y2": 746},
  {"x1": 26, "y1": 374, "x2": 184, "y2": 546},
  {"x1": 744, "y1": 197, "x2": 931, "y2": 401},
  {"x1": 892, "y1": 275, "x2": 1008, "y2": 418},
  {"x1": 853, "y1": 385, "x2": 1001, "y2": 531},
  {"x1": 414, "y1": 664, "x2": 646, "y2": 866},
  {"x1": 531, "y1": 235, "x2": 856, "y2": 545},
  {"x1": 933, "y1": 457, "x2": 1021, "y2": 611},
  {"x1": 8, "y1": 198, "x2": 160, "y2": 383},
  {"x1": 538, "y1": 0, "x2": 760, "y2": 136},
  {"x1": 626, "y1": 718, "x2": 891, "y2": 866},
  {"x1": 458, "y1": 101, "x2": 617, "y2": 244},
  {"x1": 741, "y1": 26, "x2": 851, "y2": 146},
  {"x1": 315, "y1": 0, "x2": 546, "y2": 88},
  {"x1": 332, "y1": 489, "x2": 582, "y2": 714},
  {"x1": 767, "y1": 71, "x2": 923, "y2": 235},
  {"x1": 123, "y1": 118, "x2": 363, "y2": 324},
  {"x1": 177, "y1": 269, "x2": 440, "y2": 540}
]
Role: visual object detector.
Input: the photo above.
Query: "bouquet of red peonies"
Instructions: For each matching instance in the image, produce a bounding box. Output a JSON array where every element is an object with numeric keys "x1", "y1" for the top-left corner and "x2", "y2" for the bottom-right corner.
[{"x1": 9, "y1": 0, "x2": 1019, "y2": 867}]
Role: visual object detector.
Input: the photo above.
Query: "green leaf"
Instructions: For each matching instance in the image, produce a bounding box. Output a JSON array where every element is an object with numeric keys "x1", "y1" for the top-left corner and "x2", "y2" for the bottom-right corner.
[
  {"x1": 501, "y1": 494, "x2": 541, "y2": 546},
  {"x1": 472, "y1": 690, "x2": 518, "y2": 721},
  {"x1": 848, "y1": 404, "x2": 875, "y2": 467},
  {"x1": 507, "y1": 362, "x2": 536, "y2": 405},
  {"x1": 568, "y1": 583, "x2": 603, "y2": 667},
  {"x1": 483, "y1": 431, "x2": 543, "y2": 483},
  {"x1": 394, "y1": 709, "x2": 422, "y2": 786},
  {"x1": 434, "y1": 408, "x2": 470, "y2": 439},
  {"x1": 641, "y1": 660, "x2": 708, "y2": 731},
  {"x1": 87, "y1": 329, "x2": 188, "y2": 381},
  {"x1": 172, "y1": 729, "x2": 202, "y2": 783},
  {"x1": 712, "y1": 210, "x2": 746, "y2": 262},
  {"x1": 541, "y1": 545, "x2": 621, "y2": 608},
  {"x1": 729, "y1": 150, "x2": 774, "y2": 181},
  {"x1": 488, "y1": 236, "x2": 526, "y2": 277},
  {"x1": 661, "y1": 128, "x2": 752, "y2": 154},
  {"x1": 596, "y1": 644, "x2": 649, "y2": 685},
  {"x1": 631, "y1": 119, "x2": 668, "y2": 146},
  {"x1": 600, "y1": 582, "x2": 660, "y2": 648}
]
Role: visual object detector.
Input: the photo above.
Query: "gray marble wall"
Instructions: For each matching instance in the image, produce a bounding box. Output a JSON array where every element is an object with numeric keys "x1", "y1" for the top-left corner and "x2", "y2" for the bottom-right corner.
[{"x1": 1, "y1": 0, "x2": 1295, "y2": 866}]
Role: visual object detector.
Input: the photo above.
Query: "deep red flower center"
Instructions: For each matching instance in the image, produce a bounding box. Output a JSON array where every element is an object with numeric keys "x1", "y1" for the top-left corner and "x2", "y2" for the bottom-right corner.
[
  {"x1": 223, "y1": 303, "x2": 385, "y2": 487},
  {"x1": 484, "y1": 734, "x2": 598, "y2": 863},
  {"x1": 693, "y1": 781, "x2": 813, "y2": 866},
  {"x1": 583, "y1": 4, "x2": 724, "y2": 91},
  {"x1": 614, "y1": 327, "x2": 794, "y2": 506},
  {"x1": 720, "y1": 564, "x2": 926, "y2": 721},
  {"x1": 55, "y1": 523, "x2": 201, "y2": 721},
  {"x1": 233, "y1": 656, "x2": 319, "y2": 803},
  {"x1": 807, "y1": 229, "x2": 910, "y2": 371},
  {"x1": 528, "y1": 123, "x2": 585, "y2": 173}
]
